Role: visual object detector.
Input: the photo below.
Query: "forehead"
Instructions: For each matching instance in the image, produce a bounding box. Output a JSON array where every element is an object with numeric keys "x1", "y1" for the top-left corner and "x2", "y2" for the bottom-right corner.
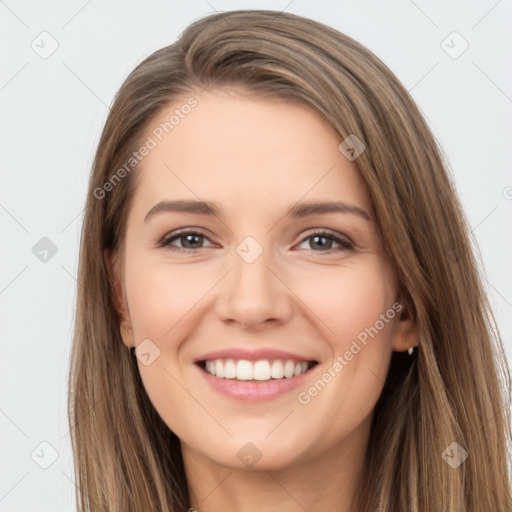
[{"x1": 129, "y1": 89, "x2": 372, "y2": 222}]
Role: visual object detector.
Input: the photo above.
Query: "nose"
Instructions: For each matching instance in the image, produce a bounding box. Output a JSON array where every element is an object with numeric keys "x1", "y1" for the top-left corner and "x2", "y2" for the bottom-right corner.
[{"x1": 215, "y1": 248, "x2": 294, "y2": 330}]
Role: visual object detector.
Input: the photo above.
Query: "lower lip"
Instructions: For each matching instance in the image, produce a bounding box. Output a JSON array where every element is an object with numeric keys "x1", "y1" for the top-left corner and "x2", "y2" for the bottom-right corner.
[{"x1": 195, "y1": 363, "x2": 317, "y2": 402}]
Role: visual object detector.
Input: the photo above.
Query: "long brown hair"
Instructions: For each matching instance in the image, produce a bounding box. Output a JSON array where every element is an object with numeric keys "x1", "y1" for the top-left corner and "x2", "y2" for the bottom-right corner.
[{"x1": 67, "y1": 9, "x2": 512, "y2": 511}]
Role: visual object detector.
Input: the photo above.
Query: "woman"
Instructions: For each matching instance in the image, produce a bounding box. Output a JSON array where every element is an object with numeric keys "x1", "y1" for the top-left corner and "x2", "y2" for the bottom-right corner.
[{"x1": 67, "y1": 9, "x2": 512, "y2": 511}]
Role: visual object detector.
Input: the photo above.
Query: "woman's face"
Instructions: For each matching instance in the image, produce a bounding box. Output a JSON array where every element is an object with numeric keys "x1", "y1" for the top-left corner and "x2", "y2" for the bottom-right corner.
[{"x1": 113, "y1": 88, "x2": 417, "y2": 471}]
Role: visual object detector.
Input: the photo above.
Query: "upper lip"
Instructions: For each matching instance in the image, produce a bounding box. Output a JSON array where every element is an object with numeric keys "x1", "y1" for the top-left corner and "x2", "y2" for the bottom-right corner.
[{"x1": 194, "y1": 348, "x2": 319, "y2": 363}]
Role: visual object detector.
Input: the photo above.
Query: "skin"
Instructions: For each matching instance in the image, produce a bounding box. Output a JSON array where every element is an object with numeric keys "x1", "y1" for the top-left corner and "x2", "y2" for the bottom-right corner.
[{"x1": 110, "y1": 88, "x2": 418, "y2": 511}]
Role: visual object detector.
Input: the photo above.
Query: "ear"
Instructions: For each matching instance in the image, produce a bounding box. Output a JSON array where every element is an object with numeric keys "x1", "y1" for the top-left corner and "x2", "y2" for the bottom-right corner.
[
  {"x1": 104, "y1": 248, "x2": 135, "y2": 349},
  {"x1": 391, "y1": 294, "x2": 419, "y2": 353}
]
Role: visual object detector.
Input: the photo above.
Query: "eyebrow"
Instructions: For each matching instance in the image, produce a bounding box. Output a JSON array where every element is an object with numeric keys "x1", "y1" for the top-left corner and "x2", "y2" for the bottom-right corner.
[{"x1": 144, "y1": 199, "x2": 371, "y2": 223}]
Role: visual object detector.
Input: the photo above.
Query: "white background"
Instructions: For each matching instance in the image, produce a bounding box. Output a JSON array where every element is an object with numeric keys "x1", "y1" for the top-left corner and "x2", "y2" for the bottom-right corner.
[{"x1": 1, "y1": 0, "x2": 511, "y2": 510}]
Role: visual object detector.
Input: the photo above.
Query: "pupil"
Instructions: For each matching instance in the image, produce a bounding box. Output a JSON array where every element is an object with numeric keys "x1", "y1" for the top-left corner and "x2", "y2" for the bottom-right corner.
[
  {"x1": 312, "y1": 235, "x2": 331, "y2": 250},
  {"x1": 184, "y1": 234, "x2": 202, "y2": 248}
]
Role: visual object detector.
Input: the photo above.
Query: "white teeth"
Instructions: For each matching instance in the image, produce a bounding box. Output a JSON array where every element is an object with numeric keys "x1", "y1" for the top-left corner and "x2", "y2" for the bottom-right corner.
[
  {"x1": 205, "y1": 360, "x2": 215, "y2": 375},
  {"x1": 271, "y1": 360, "x2": 284, "y2": 379},
  {"x1": 202, "y1": 358, "x2": 312, "y2": 381},
  {"x1": 224, "y1": 359, "x2": 237, "y2": 379},
  {"x1": 236, "y1": 360, "x2": 253, "y2": 380},
  {"x1": 283, "y1": 360, "x2": 295, "y2": 378},
  {"x1": 215, "y1": 360, "x2": 224, "y2": 378},
  {"x1": 253, "y1": 361, "x2": 270, "y2": 380}
]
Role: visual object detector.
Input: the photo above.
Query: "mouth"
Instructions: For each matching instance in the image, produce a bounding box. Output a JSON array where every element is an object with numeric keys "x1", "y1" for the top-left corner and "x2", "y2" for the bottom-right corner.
[
  {"x1": 196, "y1": 358, "x2": 319, "y2": 381},
  {"x1": 194, "y1": 358, "x2": 320, "y2": 402}
]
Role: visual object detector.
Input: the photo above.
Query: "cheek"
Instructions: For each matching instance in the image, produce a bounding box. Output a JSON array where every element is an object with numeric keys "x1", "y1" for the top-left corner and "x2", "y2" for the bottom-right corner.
[
  {"x1": 125, "y1": 256, "x2": 205, "y2": 341},
  {"x1": 123, "y1": 257, "x2": 208, "y2": 424},
  {"x1": 292, "y1": 262, "x2": 396, "y2": 351},
  {"x1": 289, "y1": 260, "x2": 398, "y2": 421}
]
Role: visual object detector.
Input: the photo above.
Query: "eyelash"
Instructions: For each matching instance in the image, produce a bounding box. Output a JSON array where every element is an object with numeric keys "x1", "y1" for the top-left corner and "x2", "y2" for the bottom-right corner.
[{"x1": 157, "y1": 228, "x2": 354, "y2": 253}]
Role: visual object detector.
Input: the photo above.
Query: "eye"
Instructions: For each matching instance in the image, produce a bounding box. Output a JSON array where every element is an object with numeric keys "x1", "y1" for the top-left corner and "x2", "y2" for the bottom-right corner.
[
  {"x1": 295, "y1": 230, "x2": 353, "y2": 252},
  {"x1": 158, "y1": 228, "x2": 354, "y2": 253},
  {"x1": 158, "y1": 229, "x2": 214, "y2": 252}
]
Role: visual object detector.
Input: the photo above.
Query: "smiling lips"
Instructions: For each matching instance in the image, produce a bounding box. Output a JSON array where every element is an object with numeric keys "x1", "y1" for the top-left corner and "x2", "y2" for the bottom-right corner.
[
  {"x1": 194, "y1": 348, "x2": 318, "y2": 383},
  {"x1": 202, "y1": 358, "x2": 314, "y2": 381}
]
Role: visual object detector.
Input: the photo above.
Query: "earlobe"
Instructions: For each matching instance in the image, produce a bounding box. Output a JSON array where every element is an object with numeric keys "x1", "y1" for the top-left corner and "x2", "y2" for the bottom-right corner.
[
  {"x1": 119, "y1": 321, "x2": 135, "y2": 349},
  {"x1": 391, "y1": 298, "x2": 420, "y2": 353}
]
